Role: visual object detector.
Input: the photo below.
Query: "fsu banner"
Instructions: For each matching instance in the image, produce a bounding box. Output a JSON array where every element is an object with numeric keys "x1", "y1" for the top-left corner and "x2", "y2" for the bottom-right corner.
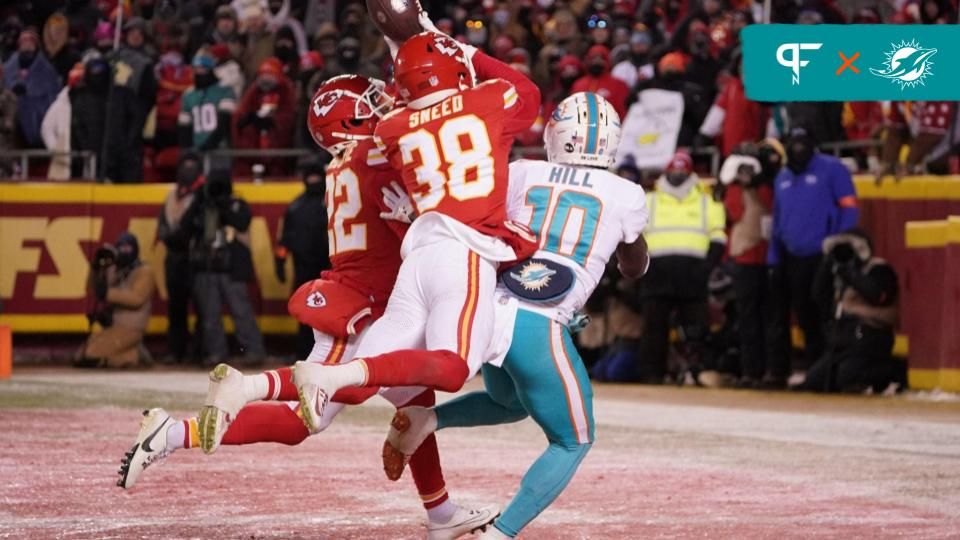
[{"x1": 0, "y1": 182, "x2": 304, "y2": 334}]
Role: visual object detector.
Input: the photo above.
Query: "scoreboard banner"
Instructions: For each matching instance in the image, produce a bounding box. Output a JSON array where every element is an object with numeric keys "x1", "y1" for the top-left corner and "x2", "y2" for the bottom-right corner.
[{"x1": 0, "y1": 182, "x2": 304, "y2": 334}]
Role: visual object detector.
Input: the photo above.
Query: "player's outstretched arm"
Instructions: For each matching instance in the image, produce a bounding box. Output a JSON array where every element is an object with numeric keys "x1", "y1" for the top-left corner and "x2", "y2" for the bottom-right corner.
[
  {"x1": 616, "y1": 235, "x2": 650, "y2": 279},
  {"x1": 471, "y1": 50, "x2": 541, "y2": 133}
]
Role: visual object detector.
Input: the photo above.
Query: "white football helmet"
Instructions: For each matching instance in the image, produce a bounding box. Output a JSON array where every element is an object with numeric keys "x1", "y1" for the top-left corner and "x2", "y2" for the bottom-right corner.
[{"x1": 544, "y1": 92, "x2": 622, "y2": 168}]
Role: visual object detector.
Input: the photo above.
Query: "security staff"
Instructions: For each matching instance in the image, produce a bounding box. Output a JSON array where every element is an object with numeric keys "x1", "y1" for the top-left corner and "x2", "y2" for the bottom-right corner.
[
  {"x1": 637, "y1": 151, "x2": 726, "y2": 383},
  {"x1": 767, "y1": 126, "x2": 858, "y2": 388},
  {"x1": 274, "y1": 160, "x2": 331, "y2": 358}
]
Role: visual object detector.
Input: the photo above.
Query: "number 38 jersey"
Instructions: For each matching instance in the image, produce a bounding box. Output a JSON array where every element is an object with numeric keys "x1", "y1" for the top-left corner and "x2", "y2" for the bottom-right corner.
[
  {"x1": 322, "y1": 138, "x2": 406, "y2": 309},
  {"x1": 506, "y1": 159, "x2": 649, "y2": 324},
  {"x1": 374, "y1": 77, "x2": 534, "y2": 262}
]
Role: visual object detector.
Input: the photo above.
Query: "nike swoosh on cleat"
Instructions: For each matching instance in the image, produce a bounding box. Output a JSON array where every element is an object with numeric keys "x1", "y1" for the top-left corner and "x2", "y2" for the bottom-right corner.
[
  {"x1": 141, "y1": 417, "x2": 169, "y2": 453},
  {"x1": 313, "y1": 389, "x2": 325, "y2": 418}
]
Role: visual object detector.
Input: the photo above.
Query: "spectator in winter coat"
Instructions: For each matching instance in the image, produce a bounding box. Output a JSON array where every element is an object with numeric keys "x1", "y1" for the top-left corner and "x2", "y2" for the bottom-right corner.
[
  {"x1": 878, "y1": 101, "x2": 955, "y2": 180},
  {"x1": 178, "y1": 51, "x2": 236, "y2": 171},
  {"x1": 101, "y1": 17, "x2": 156, "y2": 183},
  {"x1": 239, "y1": 5, "x2": 274, "y2": 82},
  {"x1": 697, "y1": 50, "x2": 768, "y2": 156},
  {"x1": 43, "y1": 13, "x2": 79, "y2": 84},
  {"x1": 571, "y1": 45, "x2": 629, "y2": 118},
  {"x1": 232, "y1": 57, "x2": 295, "y2": 176},
  {"x1": 541, "y1": 55, "x2": 581, "y2": 123},
  {"x1": 634, "y1": 52, "x2": 712, "y2": 148},
  {"x1": 153, "y1": 36, "x2": 193, "y2": 178},
  {"x1": 41, "y1": 62, "x2": 84, "y2": 180},
  {"x1": 611, "y1": 27, "x2": 654, "y2": 91},
  {"x1": 0, "y1": 65, "x2": 17, "y2": 178},
  {"x1": 3, "y1": 29, "x2": 60, "y2": 148},
  {"x1": 70, "y1": 58, "x2": 109, "y2": 178}
]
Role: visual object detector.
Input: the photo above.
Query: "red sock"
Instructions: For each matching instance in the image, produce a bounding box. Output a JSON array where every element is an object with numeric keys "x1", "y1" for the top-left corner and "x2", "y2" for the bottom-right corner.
[
  {"x1": 332, "y1": 386, "x2": 380, "y2": 405},
  {"x1": 221, "y1": 402, "x2": 309, "y2": 446},
  {"x1": 362, "y1": 350, "x2": 468, "y2": 392},
  {"x1": 404, "y1": 390, "x2": 449, "y2": 510},
  {"x1": 265, "y1": 367, "x2": 299, "y2": 401}
]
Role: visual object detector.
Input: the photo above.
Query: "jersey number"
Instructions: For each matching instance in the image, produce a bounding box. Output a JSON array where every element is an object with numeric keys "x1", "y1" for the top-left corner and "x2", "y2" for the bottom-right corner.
[
  {"x1": 326, "y1": 168, "x2": 366, "y2": 255},
  {"x1": 525, "y1": 186, "x2": 602, "y2": 266},
  {"x1": 397, "y1": 115, "x2": 495, "y2": 212},
  {"x1": 192, "y1": 103, "x2": 218, "y2": 133}
]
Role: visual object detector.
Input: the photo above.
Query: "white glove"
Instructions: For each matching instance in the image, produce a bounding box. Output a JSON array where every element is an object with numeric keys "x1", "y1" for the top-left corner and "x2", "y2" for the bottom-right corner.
[
  {"x1": 417, "y1": 10, "x2": 441, "y2": 34},
  {"x1": 385, "y1": 35, "x2": 400, "y2": 61},
  {"x1": 379, "y1": 181, "x2": 416, "y2": 223}
]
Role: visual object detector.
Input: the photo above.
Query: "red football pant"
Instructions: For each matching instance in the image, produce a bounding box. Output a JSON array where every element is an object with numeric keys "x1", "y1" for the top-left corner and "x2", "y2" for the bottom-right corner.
[{"x1": 361, "y1": 350, "x2": 469, "y2": 392}]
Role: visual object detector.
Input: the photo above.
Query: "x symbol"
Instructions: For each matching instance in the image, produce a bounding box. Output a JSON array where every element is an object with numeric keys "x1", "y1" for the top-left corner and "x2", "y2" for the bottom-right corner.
[{"x1": 836, "y1": 51, "x2": 860, "y2": 75}]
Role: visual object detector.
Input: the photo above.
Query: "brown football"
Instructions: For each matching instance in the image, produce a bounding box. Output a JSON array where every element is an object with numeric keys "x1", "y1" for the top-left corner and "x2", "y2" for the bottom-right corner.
[{"x1": 366, "y1": 0, "x2": 424, "y2": 42}]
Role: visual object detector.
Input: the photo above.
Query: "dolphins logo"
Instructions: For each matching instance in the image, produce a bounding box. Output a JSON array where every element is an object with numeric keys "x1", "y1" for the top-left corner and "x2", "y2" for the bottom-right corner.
[{"x1": 870, "y1": 39, "x2": 937, "y2": 89}]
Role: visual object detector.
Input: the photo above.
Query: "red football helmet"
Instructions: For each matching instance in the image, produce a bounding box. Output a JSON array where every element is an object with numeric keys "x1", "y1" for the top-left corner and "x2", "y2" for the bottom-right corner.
[
  {"x1": 306, "y1": 74, "x2": 393, "y2": 154},
  {"x1": 393, "y1": 32, "x2": 475, "y2": 108}
]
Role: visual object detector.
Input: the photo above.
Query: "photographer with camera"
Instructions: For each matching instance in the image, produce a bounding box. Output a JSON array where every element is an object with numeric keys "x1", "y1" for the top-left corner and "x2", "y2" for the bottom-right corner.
[
  {"x1": 157, "y1": 152, "x2": 204, "y2": 363},
  {"x1": 75, "y1": 232, "x2": 156, "y2": 368},
  {"x1": 795, "y1": 229, "x2": 903, "y2": 393},
  {"x1": 181, "y1": 168, "x2": 265, "y2": 367},
  {"x1": 718, "y1": 140, "x2": 781, "y2": 387}
]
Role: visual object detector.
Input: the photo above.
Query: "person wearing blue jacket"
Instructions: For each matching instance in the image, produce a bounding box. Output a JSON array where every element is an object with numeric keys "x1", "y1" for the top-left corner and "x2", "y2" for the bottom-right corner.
[
  {"x1": 766, "y1": 126, "x2": 858, "y2": 388},
  {"x1": 2, "y1": 29, "x2": 60, "y2": 148}
]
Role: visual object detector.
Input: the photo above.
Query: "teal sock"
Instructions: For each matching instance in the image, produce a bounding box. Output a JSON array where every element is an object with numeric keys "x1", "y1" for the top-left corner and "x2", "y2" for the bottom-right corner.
[{"x1": 435, "y1": 391, "x2": 527, "y2": 430}]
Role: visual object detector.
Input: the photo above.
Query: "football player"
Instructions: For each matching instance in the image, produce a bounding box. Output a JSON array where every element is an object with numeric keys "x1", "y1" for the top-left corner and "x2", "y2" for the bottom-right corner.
[
  {"x1": 118, "y1": 76, "x2": 497, "y2": 539},
  {"x1": 292, "y1": 33, "x2": 542, "y2": 435},
  {"x1": 382, "y1": 92, "x2": 650, "y2": 538}
]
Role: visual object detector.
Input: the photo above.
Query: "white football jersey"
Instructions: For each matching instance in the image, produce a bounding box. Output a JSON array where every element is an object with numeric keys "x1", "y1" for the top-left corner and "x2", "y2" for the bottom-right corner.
[{"x1": 506, "y1": 159, "x2": 649, "y2": 324}]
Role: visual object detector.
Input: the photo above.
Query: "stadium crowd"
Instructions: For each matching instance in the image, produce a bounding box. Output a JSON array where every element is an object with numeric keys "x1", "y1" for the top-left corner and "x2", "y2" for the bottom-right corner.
[
  {"x1": 0, "y1": 0, "x2": 958, "y2": 180},
  {"x1": 3, "y1": 0, "x2": 953, "y2": 393}
]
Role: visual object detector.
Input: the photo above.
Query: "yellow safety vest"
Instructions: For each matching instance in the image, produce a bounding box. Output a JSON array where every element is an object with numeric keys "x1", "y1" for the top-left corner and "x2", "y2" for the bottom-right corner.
[{"x1": 645, "y1": 185, "x2": 727, "y2": 258}]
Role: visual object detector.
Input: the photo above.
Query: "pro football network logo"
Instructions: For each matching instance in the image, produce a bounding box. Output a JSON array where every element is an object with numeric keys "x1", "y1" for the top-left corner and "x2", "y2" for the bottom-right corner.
[
  {"x1": 870, "y1": 39, "x2": 937, "y2": 89},
  {"x1": 509, "y1": 261, "x2": 557, "y2": 292},
  {"x1": 776, "y1": 42, "x2": 822, "y2": 85}
]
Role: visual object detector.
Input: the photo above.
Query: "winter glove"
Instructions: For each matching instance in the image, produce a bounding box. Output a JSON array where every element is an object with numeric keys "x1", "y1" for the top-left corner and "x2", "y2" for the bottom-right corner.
[{"x1": 379, "y1": 181, "x2": 416, "y2": 223}]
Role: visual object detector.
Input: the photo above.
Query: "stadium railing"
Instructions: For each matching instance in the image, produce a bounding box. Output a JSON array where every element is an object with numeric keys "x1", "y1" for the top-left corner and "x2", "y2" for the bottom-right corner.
[{"x1": 0, "y1": 150, "x2": 97, "y2": 180}]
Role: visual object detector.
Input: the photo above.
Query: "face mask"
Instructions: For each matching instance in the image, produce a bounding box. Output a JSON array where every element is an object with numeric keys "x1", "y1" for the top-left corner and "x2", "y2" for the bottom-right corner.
[
  {"x1": 304, "y1": 179, "x2": 324, "y2": 195},
  {"x1": 178, "y1": 163, "x2": 200, "y2": 186},
  {"x1": 275, "y1": 45, "x2": 296, "y2": 62},
  {"x1": 666, "y1": 172, "x2": 689, "y2": 186},
  {"x1": 560, "y1": 75, "x2": 578, "y2": 87},
  {"x1": 257, "y1": 79, "x2": 277, "y2": 92},
  {"x1": 338, "y1": 49, "x2": 359, "y2": 67},
  {"x1": 587, "y1": 63, "x2": 604, "y2": 76},
  {"x1": 631, "y1": 51, "x2": 647, "y2": 64},
  {"x1": 194, "y1": 71, "x2": 217, "y2": 88},
  {"x1": 467, "y1": 28, "x2": 487, "y2": 46},
  {"x1": 492, "y1": 9, "x2": 510, "y2": 26},
  {"x1": 114, "y1": 235, "x2": 139, "y2": 268},
  {"x1": 18, "y1": 50, "x2": 36, "y2": 67},
  {"x1": 787, "y1": 142, "x2": 813, "y2": 173}
]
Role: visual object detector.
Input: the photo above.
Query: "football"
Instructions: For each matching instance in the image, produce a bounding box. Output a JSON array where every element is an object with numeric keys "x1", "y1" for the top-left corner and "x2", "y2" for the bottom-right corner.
[{"x1": 366, "y1": 0, "x2": 424, "y2": 42}]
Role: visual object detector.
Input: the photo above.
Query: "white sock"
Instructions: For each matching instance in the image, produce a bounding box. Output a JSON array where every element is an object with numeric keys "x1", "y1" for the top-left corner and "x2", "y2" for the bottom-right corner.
[
  {"x1": 243, "y1": 374, "x2": 271, "y2": 402},
  {"x1": 329, "y1": 360, "x2": 368, "y2": 388},
  {"x1": 427, "y1": 500, "x2": 457, "y2": 524},
  {"x1": 165, "y1": 420, "x2": 185, "y2": 451}
]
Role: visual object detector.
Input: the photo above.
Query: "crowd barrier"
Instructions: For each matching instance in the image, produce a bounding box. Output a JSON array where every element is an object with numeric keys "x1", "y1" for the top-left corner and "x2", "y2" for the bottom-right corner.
[{"x1": 2, "y1": 176, "x2": 959, "y2": 389}]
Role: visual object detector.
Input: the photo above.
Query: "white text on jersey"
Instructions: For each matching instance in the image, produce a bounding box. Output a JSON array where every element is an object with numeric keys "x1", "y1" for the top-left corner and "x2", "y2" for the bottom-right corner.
[
  {"x1": 548, "y1": 166, "x2": 595, "y2": 188},
  {"x1": 408, "y1": 95, "x2": 465, "y2": 128}
]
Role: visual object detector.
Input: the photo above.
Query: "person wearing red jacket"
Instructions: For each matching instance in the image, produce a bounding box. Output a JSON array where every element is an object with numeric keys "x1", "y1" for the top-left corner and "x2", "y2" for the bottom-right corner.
[
  {"x1": 698, "y1": 51, "x2": 768, "y2": 156},
  {"x1": 571, "y1": 45, "x2": 629, "y2": 118},
  {"x1": 719, "y1": 140, "x2": 780, "y2": 388},
  {"x1": 232, "y1": 57, "x2": 296, "y2": 177}
]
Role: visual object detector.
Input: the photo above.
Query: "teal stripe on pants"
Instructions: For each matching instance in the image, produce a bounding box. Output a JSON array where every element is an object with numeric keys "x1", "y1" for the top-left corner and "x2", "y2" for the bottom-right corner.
[{"x1": 434, "y1": 310, "x2": 595, "y2": 536}]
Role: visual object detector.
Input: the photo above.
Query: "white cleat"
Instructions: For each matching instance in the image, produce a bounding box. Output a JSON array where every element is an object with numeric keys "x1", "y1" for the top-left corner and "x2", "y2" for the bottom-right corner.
[
  {"x1": 382, "y1": 406, "x2": 438, "y2": 481},
  {"x1": 475, "y1": 525, "x2": 511, "y2": 539},
  {"x1": 427, "y1": 503, "x2": 501, "y2": 540},
  {"x1": 117, "y1": 408, "x2": 175, "y2": 489},
  {"x1": 292, "y1": 361, "x2": 341, "y2": 434},
  {"x1": 197, "y1": 363, "x2": 247, "y2": 454}
]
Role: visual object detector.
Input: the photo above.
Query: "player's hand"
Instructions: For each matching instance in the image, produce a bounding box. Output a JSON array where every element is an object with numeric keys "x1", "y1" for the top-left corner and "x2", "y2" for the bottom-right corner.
[
  {"x1": 379, "y1": 181, "x2": 416, "y2": 224},
  {"x1": 274, "y1": 256, "x2": 286, "y2": 283},
  {"x1": 385, "y1": 35, "x2": 400, "y2": 60}
]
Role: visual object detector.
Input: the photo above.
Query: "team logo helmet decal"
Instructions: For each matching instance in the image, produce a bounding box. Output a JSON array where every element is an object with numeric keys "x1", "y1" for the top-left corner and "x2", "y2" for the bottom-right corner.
[{"x1": 306, "y1": 291, "x2": 326, "y2": 308}]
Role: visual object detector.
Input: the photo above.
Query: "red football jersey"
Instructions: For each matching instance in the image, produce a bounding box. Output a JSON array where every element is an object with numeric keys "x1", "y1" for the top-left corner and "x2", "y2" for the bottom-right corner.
[
  {"x1": 322, "y1": 137, "x2": 406, "y2": 308},
  {"x1": 374, "y1": 78, "x2": 531, "y2": 242}
]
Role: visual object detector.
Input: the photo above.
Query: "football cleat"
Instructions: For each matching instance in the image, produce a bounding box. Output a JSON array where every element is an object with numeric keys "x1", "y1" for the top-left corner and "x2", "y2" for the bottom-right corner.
[
  {"x1": 198, "y1": 363, "x2": 247, "y2": 454},
  {"x1": 476, "y1": 524, "x2": 512, "y2": 539},
  {"x1": 428, "y1": 503, "x2": 501, "y2": 540},
  {"x1": 382, "y1": 406, "x2": 438, "y2": 481},
  {"x1": 292, "y1": 361, "x2": 341, "y2": 434},
  {"x1": 117, "y1": 408, "x2": 175, "y2": 489}
]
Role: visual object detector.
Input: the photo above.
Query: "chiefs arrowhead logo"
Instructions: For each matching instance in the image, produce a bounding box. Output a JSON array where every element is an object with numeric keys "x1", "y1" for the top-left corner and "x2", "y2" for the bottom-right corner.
[
  {"x1": 306, "y1": 291, "x2": 327, "y2": 308},
  {"x1": 312, "y1": 90, "x2": 343, "y2": 118},
  {"x1": 433, "y1": 36, "x2": 461, "y2": 58}
]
